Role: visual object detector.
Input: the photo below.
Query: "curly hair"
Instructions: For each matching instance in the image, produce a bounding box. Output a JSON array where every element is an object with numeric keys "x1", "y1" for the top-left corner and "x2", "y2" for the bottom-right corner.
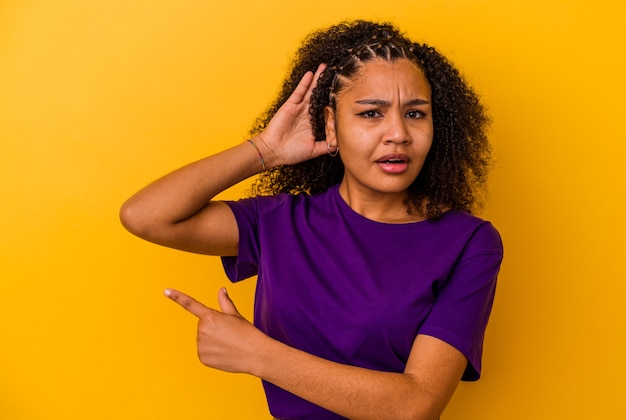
[{"x1": 249, "y1": 20, "x2": 491, "y2": 219}]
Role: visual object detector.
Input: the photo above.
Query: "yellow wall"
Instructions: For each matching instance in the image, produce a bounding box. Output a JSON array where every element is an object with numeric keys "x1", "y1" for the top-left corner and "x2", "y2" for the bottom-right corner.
[{"x1": 1, "y1": 1, "x2": 624, "y2": 418}]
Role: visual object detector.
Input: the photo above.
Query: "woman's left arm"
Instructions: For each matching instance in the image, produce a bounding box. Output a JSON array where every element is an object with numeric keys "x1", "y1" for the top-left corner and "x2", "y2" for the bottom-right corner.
[{"x1": 165, "y1": 287, "x2": 466, "y2": 420}]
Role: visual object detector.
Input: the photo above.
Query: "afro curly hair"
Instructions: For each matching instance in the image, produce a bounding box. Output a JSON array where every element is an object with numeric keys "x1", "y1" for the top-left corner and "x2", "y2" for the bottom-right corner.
[{"x1": 249, "y1": 20, "x2": 492, "y2": 220}]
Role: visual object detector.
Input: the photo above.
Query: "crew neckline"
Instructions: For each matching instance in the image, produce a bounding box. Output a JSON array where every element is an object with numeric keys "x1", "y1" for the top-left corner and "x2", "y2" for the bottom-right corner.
[{"x1": 329, "y1": 184, "x2": 440, "y2": 228}]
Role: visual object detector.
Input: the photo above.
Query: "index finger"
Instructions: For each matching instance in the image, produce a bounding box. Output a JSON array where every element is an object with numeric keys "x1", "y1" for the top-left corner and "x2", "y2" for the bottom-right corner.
[
  {"x1": 304, "y1": 63, "x2": 327, "y2": 102},
  {"x1": 289, "y1": 63, "x2": 327, "y2": 105},
  {"x1": 164, "y1": 288, "x2": 210, "y2": 318}
]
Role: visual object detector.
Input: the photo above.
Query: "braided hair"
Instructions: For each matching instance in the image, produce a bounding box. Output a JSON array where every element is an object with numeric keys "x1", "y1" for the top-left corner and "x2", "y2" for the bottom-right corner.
[{"x1": 249, "y1": 20, "x2": 491, "y2": 219}]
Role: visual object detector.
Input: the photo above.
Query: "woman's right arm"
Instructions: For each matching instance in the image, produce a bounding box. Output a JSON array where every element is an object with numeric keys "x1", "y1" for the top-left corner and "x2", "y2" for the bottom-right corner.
[
  {"x1": 120, "y1": 141, "x2": 263, "y2": 255},
  {"x1": 119, "y1": 64, "x2": 327, "y2": 256}
]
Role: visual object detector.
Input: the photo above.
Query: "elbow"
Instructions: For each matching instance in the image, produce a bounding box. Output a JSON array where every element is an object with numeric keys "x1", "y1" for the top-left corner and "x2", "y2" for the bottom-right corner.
[
  {"x1": 394, "y1": 404, "x2": 440, "y2": 420},
  {"x1": 119, "y1": 198, "x2": 154, "y2": 239}
]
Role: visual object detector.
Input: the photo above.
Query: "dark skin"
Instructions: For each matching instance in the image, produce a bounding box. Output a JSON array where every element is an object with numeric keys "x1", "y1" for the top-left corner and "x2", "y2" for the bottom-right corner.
[
  {"x1": 121, "y1": 62, "x2": 467, "y2": 419},
  {"x1": 250, "y1": 20, "x2": 491, "y2": 220},
  {"x1": 165, "y1": 284, "x2": 465, "y2": 420}
]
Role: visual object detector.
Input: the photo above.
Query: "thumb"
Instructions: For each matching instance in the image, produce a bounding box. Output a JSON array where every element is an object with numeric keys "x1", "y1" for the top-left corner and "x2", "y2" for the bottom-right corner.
[
  {"x1": 218, "y1": 287, "x2": 242, "y2": 317},
  {"x1": 312, "y1": 140, "x2": 330, "y2": 158}
]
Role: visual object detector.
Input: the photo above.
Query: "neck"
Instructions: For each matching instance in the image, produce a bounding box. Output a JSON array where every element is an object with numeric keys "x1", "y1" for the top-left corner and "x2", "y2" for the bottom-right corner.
[{"x1": 338, "y1": 182, "x2": 425, "y2": 224}]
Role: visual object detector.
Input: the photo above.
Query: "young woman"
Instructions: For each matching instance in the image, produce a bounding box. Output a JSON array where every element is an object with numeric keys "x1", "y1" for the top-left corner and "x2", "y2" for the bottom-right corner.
[{"x1": 120, "y1": 20, "x2": 503, "y2": 420}]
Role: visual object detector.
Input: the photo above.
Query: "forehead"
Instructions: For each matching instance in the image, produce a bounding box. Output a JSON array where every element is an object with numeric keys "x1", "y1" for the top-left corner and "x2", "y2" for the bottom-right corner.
[{"x1": 339, "y1": 58, "x2": 431, "y2": 100}]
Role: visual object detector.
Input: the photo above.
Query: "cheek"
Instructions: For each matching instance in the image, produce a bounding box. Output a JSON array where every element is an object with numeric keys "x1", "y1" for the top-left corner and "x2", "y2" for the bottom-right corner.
[
  {"x1": 415, "y1": 123, "x2": 434, "y2": 149},
  {"x1": 337, "y1": 134, "x2": 371, "y2": 163}
]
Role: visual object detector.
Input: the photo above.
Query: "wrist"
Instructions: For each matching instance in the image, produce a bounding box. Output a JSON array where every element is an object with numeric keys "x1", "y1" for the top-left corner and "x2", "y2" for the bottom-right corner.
[
  {"x1": 252, "y1": 134, "x2": 280, "y2": 169},
  {"x1": 248, "y1": 333, "x2": 285, "y2": 379},
  {"x1": 246, "y1": 138, "x2": 267, "y2": 171}
]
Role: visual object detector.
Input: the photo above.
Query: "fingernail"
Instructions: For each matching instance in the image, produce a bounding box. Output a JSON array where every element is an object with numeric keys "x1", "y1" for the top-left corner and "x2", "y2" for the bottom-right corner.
[
  {"x1": 222, "y1": 287, "x2": 228, "y2": 295},
  {"x1": 164, "y1": 289, "x2": 171, "y2": 297}
]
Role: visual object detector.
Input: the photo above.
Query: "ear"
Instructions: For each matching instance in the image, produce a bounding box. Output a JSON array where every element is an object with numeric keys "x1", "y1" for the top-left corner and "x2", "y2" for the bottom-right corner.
[{"x1": 324, "y1": 106, "x2": 337, "y2": 146}]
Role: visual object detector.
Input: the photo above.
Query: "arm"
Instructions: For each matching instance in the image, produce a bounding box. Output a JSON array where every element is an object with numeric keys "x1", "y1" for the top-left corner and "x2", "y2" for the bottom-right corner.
[
  {"x1": 119, "y1": 143, "x2": 258, "y2": 255},
  {"x1": 119, "y1": 65, "x2": 328, "y2": 255},
  {"x1": 261, "y1": 332, "x2": 465, "y2": 420},
  {"x1": 166, "y1": 288, "x2": 466, "y2": 420}
]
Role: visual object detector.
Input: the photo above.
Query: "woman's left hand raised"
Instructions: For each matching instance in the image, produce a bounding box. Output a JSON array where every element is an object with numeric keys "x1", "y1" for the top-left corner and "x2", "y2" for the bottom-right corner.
[{"x1": 164, "y1": 287, "x2": 266, "y2": 374}]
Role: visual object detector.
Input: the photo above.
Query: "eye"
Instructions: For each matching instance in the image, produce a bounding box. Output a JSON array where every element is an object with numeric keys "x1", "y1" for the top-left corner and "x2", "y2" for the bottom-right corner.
[
  {"x1": 358, "y1": 110, "x2": 382, "y2": 118},
  {"x1": 406, "y1": 110, "x2": 426, "y2": 119}
]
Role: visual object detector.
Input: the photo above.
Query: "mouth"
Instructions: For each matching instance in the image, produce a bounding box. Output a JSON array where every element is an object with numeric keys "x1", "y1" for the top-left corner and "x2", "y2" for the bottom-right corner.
[
  {"x1": 377, "y1": 158, "x2": 406, "y2": 164},
  {"x1": 376, "y1": 153, "x2": 410, "y2": 163},
  {"x1": 375, "y1": 154, "x2": 410, "y2": 174}
]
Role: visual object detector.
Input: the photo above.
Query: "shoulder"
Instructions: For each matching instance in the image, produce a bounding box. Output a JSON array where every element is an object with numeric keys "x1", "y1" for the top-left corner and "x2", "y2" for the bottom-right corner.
[
  {"x1": 224, "y1": 188, "x2": 335, "y2": 217},
  {"x1": 223, "y1": 192, "x2": 291, "y2": 214},
  {"x1": 433, "y1": 210, "x2": 503, "y2": 256}
]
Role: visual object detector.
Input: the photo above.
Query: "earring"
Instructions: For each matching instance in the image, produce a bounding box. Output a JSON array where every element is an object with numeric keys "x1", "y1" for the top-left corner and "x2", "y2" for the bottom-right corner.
[{"x1": 327, "y1": 143, "x2": 339, "y2": 157}]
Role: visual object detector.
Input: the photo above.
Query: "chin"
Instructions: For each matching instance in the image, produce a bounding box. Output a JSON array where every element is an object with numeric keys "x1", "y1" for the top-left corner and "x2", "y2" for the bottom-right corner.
[{"x1": 373, "y1": 183, "x2": 413, "y2": 195}]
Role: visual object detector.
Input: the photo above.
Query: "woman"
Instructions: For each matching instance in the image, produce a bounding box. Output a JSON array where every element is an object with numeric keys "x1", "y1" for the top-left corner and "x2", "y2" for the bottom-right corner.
[{"x1": 120, "y1": 20, "x2": 503, "y2": 420}]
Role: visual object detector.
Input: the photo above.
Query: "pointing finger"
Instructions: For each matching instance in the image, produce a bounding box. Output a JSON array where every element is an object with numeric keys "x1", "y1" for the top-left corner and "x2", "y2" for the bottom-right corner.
[{"x1": 164, "y1": 288, "x2": 211, "y2": 318}]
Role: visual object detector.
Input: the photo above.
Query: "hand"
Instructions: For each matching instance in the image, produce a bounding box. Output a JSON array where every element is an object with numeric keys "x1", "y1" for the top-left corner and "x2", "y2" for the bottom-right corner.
[
  {"x1": 164, "y1": 287, "x2": 265, "y2": 374},
  {"x1": 256, "y1": 63, "x2": 329, "y2": 167}
]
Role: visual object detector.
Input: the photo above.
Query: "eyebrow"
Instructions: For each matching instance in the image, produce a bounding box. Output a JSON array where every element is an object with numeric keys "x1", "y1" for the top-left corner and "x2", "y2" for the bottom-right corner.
[{"x1": 355, "y1": 98, "x2": 430, "y2": 106}]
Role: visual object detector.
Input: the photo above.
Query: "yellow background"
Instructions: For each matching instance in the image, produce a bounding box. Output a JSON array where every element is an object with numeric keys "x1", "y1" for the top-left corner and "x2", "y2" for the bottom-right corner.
[{"x1": 1, "y1": 0, "x2": 624, "y2": 418}]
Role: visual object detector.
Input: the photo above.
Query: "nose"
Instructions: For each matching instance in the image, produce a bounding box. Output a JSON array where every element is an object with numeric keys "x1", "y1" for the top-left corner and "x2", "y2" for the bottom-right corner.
[{"x1": 383, "y1": 112, "x2": 411, "y2": 145}]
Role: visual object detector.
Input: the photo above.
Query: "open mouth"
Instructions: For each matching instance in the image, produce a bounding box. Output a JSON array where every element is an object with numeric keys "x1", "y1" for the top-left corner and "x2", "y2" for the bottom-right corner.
[
  {"x1": 375, "y1": 154, "x2": 410, "y2": 164},
  {"x1": 377, "y1": 158, "x2": 406, "y2": 164},
  {"x1": 375, "y1": 154, "x2": 410, "y2": 174}
]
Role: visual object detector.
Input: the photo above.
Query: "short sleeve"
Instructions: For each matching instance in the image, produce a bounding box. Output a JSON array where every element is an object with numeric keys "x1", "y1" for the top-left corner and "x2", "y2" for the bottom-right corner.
[
  {"x1": 419, "y1": 222, "x2": 503, "y2": 381},
  {"x1": 220, "y1": 199, "x2": 261, "y2": 282}
]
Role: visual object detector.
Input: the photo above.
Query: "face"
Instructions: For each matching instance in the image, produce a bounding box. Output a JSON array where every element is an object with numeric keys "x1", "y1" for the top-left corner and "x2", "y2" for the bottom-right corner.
[{"x1": 324, "y1": 58, "x2": 434, "y2": 200}]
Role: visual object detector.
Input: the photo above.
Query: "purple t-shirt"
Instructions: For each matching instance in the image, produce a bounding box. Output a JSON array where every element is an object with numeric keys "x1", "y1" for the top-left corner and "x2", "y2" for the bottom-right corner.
[{"x1": 222, "y1": 185, "x2": 502, "y2": 419}]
